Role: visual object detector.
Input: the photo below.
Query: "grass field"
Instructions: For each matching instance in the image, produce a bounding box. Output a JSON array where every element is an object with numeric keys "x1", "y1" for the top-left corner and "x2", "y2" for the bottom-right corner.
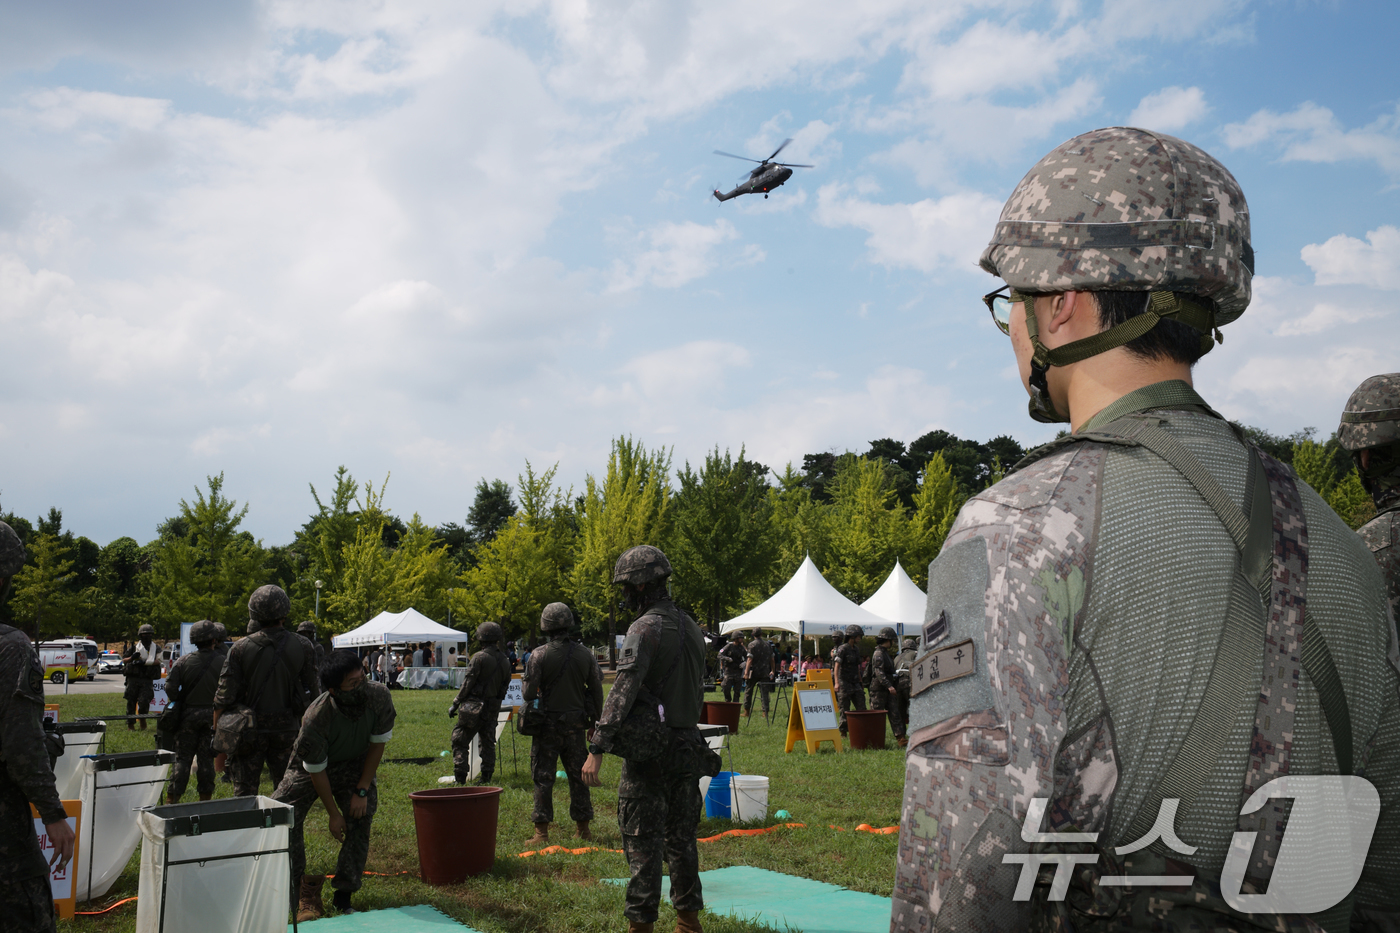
[{"x1": 57, "y1": 688, "x2": 905, "y2": 932}]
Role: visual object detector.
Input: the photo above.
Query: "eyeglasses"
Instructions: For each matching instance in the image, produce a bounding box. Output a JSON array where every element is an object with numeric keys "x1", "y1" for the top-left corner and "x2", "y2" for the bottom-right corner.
[{"x1": 981, "y1": 285, "x2": 1029, "y2": 335}]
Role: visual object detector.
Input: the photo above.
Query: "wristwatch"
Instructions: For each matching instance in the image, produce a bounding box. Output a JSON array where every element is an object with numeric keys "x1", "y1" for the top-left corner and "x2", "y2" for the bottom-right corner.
[
  {"x1": 587, "y1": 743, "x2": 604, "y2": 756},
  {"x1": 355, "y1": 787, "x2": 368, "y2": 798}
]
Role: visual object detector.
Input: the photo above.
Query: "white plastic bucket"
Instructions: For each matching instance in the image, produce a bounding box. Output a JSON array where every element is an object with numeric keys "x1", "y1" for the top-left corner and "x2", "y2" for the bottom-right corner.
[
  {"x1": 698, "y1": 775, "x2": 711, "y2": 801},
  {"x1": 731, "y1": 775, "x2": 769, "y2": 823}
]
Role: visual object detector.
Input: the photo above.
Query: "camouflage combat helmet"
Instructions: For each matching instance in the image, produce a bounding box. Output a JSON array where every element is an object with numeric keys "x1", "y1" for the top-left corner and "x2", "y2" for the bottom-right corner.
[
  {"x1": 1338, "y1": 374, "x2": 1400, "y2": 451},
  {"x1": 902, "y1": 636, "x2": 918, "y2": 650},
  {"x1": 540, "y1": 602, "x2": 573, "y2": 633},
  {"x1": 844, "y1": 624, "x2": 863, "y2": 638},
  {"x1": 981, "y1": 127, "x2": 1253, "y2": 422},
  {"x1": 212, "y1": 622, "x2": 228, "y2": 642},
  {"x1": 612, "y1": 545, "x2": 673, "y2": 585},
  {"x1": 297, "y1": 620, "x2": 317, "y2": 637},
  {"x1": 0, "y1": 521, "x2": 24, "y2": 578},
  {"x1": 248, "y1": 584, "x2": 291, "y2": 623},
  {"x1": 877, "y1": 626, "x2": 897, "y2": 642},
  {"x1": 729, "y1": 631, "x2": 745, "y2": 642},
  {"x1": 475, "y1": 621, "x2": 503, "y2": 643},
  {"x1": 190, "y1": 620, "x2": 218, "y2": 646},
  {"x1": 138, "y1": 623, "x2": 155, "y2": 637}
]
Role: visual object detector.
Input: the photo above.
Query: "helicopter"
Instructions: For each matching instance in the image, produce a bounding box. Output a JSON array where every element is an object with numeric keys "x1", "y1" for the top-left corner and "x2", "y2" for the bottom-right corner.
[{"x1": 712, "y1": 138, "x2": 813, "y2": 201}]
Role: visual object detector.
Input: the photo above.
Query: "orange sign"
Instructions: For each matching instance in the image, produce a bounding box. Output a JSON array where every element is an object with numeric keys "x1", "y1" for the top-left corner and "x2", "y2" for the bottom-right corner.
[{"x1": 30, "y1": 799, "x2": 82, "y2": 920}]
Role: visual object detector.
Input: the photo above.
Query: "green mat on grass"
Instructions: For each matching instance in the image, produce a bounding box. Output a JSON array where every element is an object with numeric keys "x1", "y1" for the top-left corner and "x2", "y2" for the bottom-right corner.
[
  {"x1": 604, "y1": 865, "x2": 891, "y2": 933},
  {"x1": 297, "y1": 905, "x2": 479, "y2": 931}
]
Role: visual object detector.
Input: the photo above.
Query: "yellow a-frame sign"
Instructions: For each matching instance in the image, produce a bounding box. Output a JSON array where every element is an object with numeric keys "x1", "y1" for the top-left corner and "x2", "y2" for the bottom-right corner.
[{"x1": 785, "y1": 677, "x2": 844, "y2": 754}]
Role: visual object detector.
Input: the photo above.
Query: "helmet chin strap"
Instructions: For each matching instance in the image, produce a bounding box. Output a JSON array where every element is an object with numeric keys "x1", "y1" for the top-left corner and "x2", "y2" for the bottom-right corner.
[{"x1": 1020, "y1": 290, "x2": 1222, "y2": 426}]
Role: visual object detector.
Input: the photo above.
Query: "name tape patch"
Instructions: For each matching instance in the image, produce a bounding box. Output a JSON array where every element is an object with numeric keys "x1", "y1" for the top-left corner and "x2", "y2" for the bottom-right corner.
[{"x1": 909, "y1": 639, "x2": 975, "y2": 697}]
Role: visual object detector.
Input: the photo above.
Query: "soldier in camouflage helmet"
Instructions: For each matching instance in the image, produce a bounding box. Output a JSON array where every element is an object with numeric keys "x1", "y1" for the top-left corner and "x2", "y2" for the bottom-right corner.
[
  {"x1": 867, "y1": 627, "x2": 900, "y2": 744},
  {"x1": 448, "y1": 621, "x2": 511, "y2": 784},
  {"x1": 893, "y1": 636, "x2": 918, "y2": 749},
  {"x1": 0, "y1": 521, "x2": 75, "y2": 933},
  {"x1": 742, "y1": 629, "x2": 774, "y2": 720},
  {"x1": 123, "y1": 623, "x2": 162, "y2": 730},
  {"x1": 831, "y1": 624, "x2": 866, "y2": 736},
  {"x1": 583, "y1": 546, "x2": 709, "y2": 933},
  {"x1": 717, "y1": 631, "x2": 746, "y2": 703},
  {"x1": 1338, "y1": 373, "x2": 1400, "y2": 623},
  {"x1": 891, "y1": 128, "x2": 1400, "y2": 931},
  {"x1": 163, "y1": 620, "x2": 222, "y2": 804}
]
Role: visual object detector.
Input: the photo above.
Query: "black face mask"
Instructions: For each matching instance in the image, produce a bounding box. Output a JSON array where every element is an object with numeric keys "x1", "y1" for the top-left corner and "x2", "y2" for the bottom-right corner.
[{"x1": 335, "y1": 684, "x2": 368, "y2": 716}]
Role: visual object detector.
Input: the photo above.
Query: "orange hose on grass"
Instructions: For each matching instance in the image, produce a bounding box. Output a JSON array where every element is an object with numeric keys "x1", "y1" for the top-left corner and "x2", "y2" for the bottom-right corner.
[
  {"x1": 75, "y1": 896, "x2": 138, "y2": 916},
  {"x1": 515, "y1": 821, "x2": 898, "y2": 857},
  {"x1": 696, "y1": 822, "x2": 806, "y2": 843},
  {"x1": 518, "y1": 845, "x2": 624, "y2": 858}
]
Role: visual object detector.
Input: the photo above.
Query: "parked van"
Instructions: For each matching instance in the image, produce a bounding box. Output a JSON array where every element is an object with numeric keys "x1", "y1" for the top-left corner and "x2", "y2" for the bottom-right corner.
[{"x1": 37, "y1": 639, "x2": 97, "y2": 683}]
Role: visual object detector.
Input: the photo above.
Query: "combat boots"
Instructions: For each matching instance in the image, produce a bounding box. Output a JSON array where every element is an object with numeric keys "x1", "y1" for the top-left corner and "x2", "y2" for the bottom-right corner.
[
  {"x1": 526, "y1": 822, "x2": 550, "y2": 846},
  {"x1": 198, "y1": 791, "x2": 213, "y2": 801},
  {"x1": 626, "y1": 921, "x2": 653, "y2": 933},
  {"x1": 167, "y1": 792, "x2": 180, "y2": 805},
  {"x1": 296, "y1": 874, "x2": 325, "y2": 922},
  {"x1": 674, "y1": 910, "x2": 703, "y2": 933},
  {"x1": 575, "y1": 820, "x2": 592, "y2": 841},
  {"x1": 473, "y1": 772, "x2": 494, "y2": 786}
]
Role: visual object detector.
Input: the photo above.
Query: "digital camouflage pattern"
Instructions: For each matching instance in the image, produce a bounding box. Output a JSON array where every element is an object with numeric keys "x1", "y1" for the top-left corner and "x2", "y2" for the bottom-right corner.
[
  {"x1": 894, "y1": 639, "x2": 917, "y2": 741},
  {"x1": 248, "y1": 584, "x2": 291, "y2": 622},
  {"x1": 475, "y1": 621, "x2": 503, "y2": 643},
  {"x1": 0, "y1": 520, "x2": 23, "y2": 578},
  {"x1": 869, "y1": 643, "x2": 900, "y2": 738},
  {"x1": 1337, "y1": 373, "x2": 1400, "y2": 451},
  {"x1": 833, "y1": 639, "x2": 866, "y2": 734},
  {"x1": 979, "y1": 127, "x2": 1253, "y2": 321},
  {"x1": 0, "y1": 875, "x2": 57, "y2": 933},
  {"x1": 612, "y1": 544, "x2": 673, "y2": 585},
  {"x1": 451, "y1": 644, "x2": 510, "y2": 780},
  {"x1": 0, "y1": 623, "x2": 66, "y2": 890},
  {"x1": 745, "y1": 637, "x2": 774, "y2": 715},
  {"x1": 523, "y1": 635, "x2": 602, "y2": 720},
  {"x1": 540, "y1": 601, "x2": 574, "y2": 633},
  {"x1": 214, "y1": 627, "x2": 317, "y2": 719},
  {"x1": 293, "y1": 682, "x2": 395, "y2": 771},
  {"x1": 274, "y1": 755, "x2": 377, "y2": 897},
  {"x1": 529, "y1": 726, "x2": 592, "y2": 824},
  {"x1": 1358, "y1": 510, "x2": 1400, "y2": 624},
  {"x1": 164, "y1": 646, "x2": 222, "y2": 800},
  {"x1": 229, "y1": 718, "x2": 297, "y2": 796},
  {"x1": 718, "y1": 640, "x2": 746, "y2": 701}
]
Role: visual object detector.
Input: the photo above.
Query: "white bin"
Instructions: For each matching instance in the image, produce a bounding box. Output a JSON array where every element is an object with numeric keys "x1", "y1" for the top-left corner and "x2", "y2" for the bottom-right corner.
[
  {"x1": 136, "y1": 796, "x2": 293, "y2": 933},
  {"x1": 76, "y1": 749, "x2": 174, "y2": 902},
  {"x1": 50, "y1": 721, "x2": 106, "y2": 800},
  {"x1": 731, "y1": 774, "x2": 769, "y2": 823}
]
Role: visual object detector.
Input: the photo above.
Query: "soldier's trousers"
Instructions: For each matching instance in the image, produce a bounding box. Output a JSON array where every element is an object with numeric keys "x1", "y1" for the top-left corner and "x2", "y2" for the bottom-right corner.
[
  {"x1": 451, "y1": 701, "x2": 501, "y2": 781},
  {"x1": 1, "y1": 776, "x2": 57, "y2": 933},
  {"x1": 895, "y1": 684, "x2": 911, "y2": 739},
  {"x1": 273, "y1": 756, "x2": 376, "y2": 895},
  {"x1": 231, "y1": 728, "x2": 296, "y2": 797},
  {"x1": 1, "y1": 875, "x2": 56, "y2": 933},
  {"x1": 721, "y1": 679, "x2": 741, "y2": 703},
  {"x1": 617, "y1": 744, "x2": 704, "y2": 923},
  {"x1": 125, "y1": 677, "x2": 154, "y2": 721},
  {"x1": 836, "y1": 688, "x2": 866, "y2": 735},
  {"x1": 168, "y1": 711, "x2": 215, "y2": 799},
  {"x1": 870, "y1": 685, "x2": 902, "y2": 738},
  {"x1": 743, "y1": 678, "x2": 771, "y2": 715},
  {"x1": 530, "y1": 727, "x2": 592, "y2": 824}
]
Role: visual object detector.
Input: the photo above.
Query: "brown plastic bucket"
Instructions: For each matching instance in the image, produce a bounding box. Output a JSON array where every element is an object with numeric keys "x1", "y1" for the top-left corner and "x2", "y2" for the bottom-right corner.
[
  {"x1": 846, "y1": 710, "x2": 887, "y2": 750},
  {"x1": 409, "y1": 786, "x2": 502, "y2": 884},
  {"x1": 703, "y1": 701, "x2": 742, "y2": 733}
]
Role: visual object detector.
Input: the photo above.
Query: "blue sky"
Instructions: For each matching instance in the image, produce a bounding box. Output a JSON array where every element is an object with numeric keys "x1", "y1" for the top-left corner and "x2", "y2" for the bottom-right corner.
[{"x1": 1, "y1": 0, "x2": 1398, "y2": 544}]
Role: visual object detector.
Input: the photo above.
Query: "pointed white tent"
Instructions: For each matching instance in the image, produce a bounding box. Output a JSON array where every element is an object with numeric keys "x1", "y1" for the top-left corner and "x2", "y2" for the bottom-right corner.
[
  {"x1": 719, "y1": 555, "x2": 898, "y2": 639},
  {"x1": 860, "y1": 560, "x2": 928, "y2": 630},
  {"x1": 331, "y1": 607, "x2": 466, "y2": 648}
]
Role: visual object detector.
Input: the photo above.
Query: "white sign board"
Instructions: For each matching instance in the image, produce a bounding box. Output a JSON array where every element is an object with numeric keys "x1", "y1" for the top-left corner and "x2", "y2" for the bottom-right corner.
[
  {"x1": 34, "y1": 814, "x2": 78, "y2": 899},
  {"x1": 503, "y1": 677, "x2": 524, "y2": 709},
  {"x1": 149, "y1": 679, "x2": 170, "y2": 713},
  {"x1": 180, "y1": 622, "x2": 194, "y2": 658},
  {"x1": 797, "y1": 688, "x2": 839, "y2": 732}
]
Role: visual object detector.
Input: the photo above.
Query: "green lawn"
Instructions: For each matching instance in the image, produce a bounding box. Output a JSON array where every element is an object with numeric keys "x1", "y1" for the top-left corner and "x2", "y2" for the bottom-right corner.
[{"x1": 57, "y1": 688, "x2": 905, "y2": 932}]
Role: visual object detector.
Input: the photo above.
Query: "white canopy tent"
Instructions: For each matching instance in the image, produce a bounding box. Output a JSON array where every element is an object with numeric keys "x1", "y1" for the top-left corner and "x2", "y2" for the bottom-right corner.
[
  {"x1": 719, "y1": 556, "x2": 897, "y2": 645},
  {"x1": 860, "y1": 560, "x2": 928, "y2": 631},
  {"x1": 331, "y1": 608, "x2": 466, "y2": 649}
]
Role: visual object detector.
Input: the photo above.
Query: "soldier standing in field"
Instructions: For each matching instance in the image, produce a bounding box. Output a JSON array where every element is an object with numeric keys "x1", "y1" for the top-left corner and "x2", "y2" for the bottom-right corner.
[
  {"x1": 448, "y1": 622, "x2": 511, "y2": 785},
  {"x1": 1337, "y1": 373, "x2": 1400, "y2": 622},
  {"x1": 0, "y1": 521, "x2": 76, "y2": 933},
  {"x1": 298, "y1": 620, "x2": 326, "y2": 671},
  {"x1": 582, "y1": 545, "x2": 709, "y2": 933},
  {"x1": 892, "y1": 127, "x2": 1399, "y2": 930},
  {"x1": 867, "y1": 627, "x2": 899, "y2": 743},
  {"x1": 163, "y1": 620, "x2": 222, "y2": 803},
  {"x1": 717, "y1": 632, "x2": 746, "y2": 703},
  {"x1": 123, "y1": 623, "x2": 161, "y2": 730},
  {"x1": 214, "y1": 584, "x2": 318, "y2": 796},
  {"x1": 831, "y1": 624, "x2": 865, "y2": 736},
  {"x1": 892, "y1": 636, "x2": 917, "y2": 749},
  {"x1": 523, "y1": 602, "x2": 604, "y2": 846},
  {"x1": 742, "y1": 629, "x2": 774, "y2": 720}
]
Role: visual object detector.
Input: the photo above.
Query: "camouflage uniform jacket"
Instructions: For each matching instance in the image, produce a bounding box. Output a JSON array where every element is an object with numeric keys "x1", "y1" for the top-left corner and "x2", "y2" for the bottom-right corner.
[
  {"x1": 292, "y1": 681, "x2": 395, "y2": 773},
  {"x1": 1358, "y1": 505, "x2": 1400, "y2": 624},
  {"x1": 0, "y1": 624, "x2": 65, "y2": 879},
  {"x1": 165, "y1": 647, "x2": 222, "y2": 711},
  {"x1": 213, "y1": 628, "x2": 318, "y2": 719},
  {"x1": 717, "y1": 642, "x2": 746, "y2": 683},
  {"x1": 595, "y1": 599, "x2": 707, "y2": 752},
  {"x1": 522, "y1": 636, "x2": 603, "y2": 720},
  {"x1": 452, "y1": 646, "x2": 510, "y2": 705},
  {"x1": 893, "y1": 389, "x2": 1400, "y2": 931},
  {"x1": 869, "y1": 644, "x2": 896, "y2": 692},
  {"x1": 832, "y1": 641, "x2": 862, "y2": 694},
  {"x1": 746, "y1": 638, "x2": 773, "y2": 681},
  {"x1": 894, "y1": 645, "x2": 918, "y2": 681}
]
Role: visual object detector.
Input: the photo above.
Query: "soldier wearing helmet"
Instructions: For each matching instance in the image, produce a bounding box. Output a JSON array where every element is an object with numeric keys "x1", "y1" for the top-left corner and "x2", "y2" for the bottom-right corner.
[
  {"x1": 867, "y1": 627, "x2": 900, "y2": 744},
  {"x1": 0, "y1": 520, "x2": 75, "y2": 932},
  {"x1": 162, "y1": 620, "x2": 222, "y2": 804},
  {"x1": 297, "y1": 620, "x2": 326, "y2": 673},
  {"x1": 742, "y1": 629, "x2": 775, "y2": 721},
  {"x1": 123, "y1": 622, "x2": 163, "y2": 730},
  {"x1": 582, "y1": 545, "x2": 709, "y2": 933},
  {"x1": 831, "y1": 624, "x2": 866, "y2": 736},
  {"x1": 893, "y1": 636, "x2": 918, "y2": 749},
  {"x1": 448, "y1": 621, "x2": 512, "y2": 785},
  {"x1": 717, "y1": 631, "x2": 747, "y2": 703},
  {"x1": 521, "y1": 602, "x2": 604, "y2": 846},
  {"x1": 1338, "y1": 373, "x2": 1400, "y2": 621},
  {"x1": 214, "y1": 584, "x2": 319, "y2": 797},
  {"x1": 892, "y1": 129, "x2": 1400, "y2": 930}
]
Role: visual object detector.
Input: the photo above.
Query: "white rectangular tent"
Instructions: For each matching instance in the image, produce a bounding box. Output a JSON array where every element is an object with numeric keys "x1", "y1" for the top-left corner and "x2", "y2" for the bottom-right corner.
[
  {"x1": 719, "y1": 556, "x2": 899, "y2": 641},
  {"x1": 331, "y1": 607, "x2": 466, "y2": 648}
]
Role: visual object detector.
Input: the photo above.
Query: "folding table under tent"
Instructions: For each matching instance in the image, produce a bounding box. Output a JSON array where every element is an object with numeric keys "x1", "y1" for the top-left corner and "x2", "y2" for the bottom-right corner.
[{"x1": 860, "y1": 560, "x2": 928, "y2": 632}]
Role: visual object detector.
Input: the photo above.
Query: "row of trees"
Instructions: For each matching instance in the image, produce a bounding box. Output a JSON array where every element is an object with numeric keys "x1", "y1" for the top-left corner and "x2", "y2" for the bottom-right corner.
[{"x1": 0, "y1": 424, "x2": 1374, "y2": 647}]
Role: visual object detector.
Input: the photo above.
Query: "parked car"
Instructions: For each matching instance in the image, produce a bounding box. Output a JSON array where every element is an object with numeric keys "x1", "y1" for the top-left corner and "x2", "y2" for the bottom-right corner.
[{"x1": 98, "y1": 651, "x2": 124, "y2": 674}]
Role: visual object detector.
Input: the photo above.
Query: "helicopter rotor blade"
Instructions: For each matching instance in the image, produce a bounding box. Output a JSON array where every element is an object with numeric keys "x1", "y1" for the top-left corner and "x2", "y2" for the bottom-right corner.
[
  {"x1": 766, "y1": 138, "x2": 794, "y2": 162},
  {"x1": 772, "y1": 162, "x2": 814, "y2": 168},
  {"x1": 713, "y1": 150, "x2": 762, "y2": 162}
]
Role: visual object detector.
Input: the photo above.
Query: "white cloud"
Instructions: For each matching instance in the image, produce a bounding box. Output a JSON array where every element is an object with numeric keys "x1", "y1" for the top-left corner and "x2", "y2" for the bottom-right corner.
[
  {"x1": 608, "y1": 219, "x2": 743, "y2": 291},
  {"x1": 1222, "y1": 102, "x2": 1400, "y2": 174},
  {"x1": 1274, "y1": 303, "x2": 1380, "y2": 337},
  {"x1": 1301, "y1": 226, "x2": 1400, "y2": 290},
  {"x1": 617, "y1": 340, "x2": 753, "y2": 399},
  {"x1": 813, "y1": 185, "x2": 1002, "y2": 274},
  {"x1": 1128, "y1": 86, "x2": 1209, "y2": 132}
]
